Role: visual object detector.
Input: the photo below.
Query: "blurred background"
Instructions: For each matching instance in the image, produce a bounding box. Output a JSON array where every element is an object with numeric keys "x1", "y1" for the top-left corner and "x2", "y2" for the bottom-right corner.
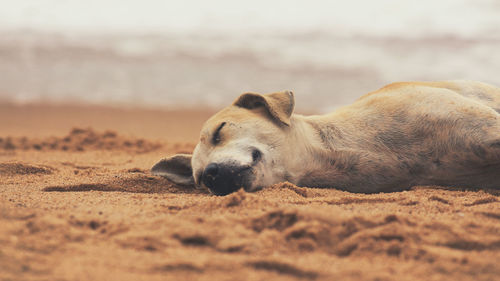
[{"x1": 1, "y1": 0, "x2": 500, "y2": 113}]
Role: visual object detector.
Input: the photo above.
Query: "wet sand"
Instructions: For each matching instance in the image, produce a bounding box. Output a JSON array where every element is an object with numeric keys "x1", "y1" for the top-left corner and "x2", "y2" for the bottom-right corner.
[{"x1": 1, "y1": 103, "x2": 499, "y2": 281}]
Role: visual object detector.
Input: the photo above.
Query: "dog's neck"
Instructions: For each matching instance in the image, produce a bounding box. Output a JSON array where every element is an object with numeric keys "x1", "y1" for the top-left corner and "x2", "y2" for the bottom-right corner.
[
  {"x1": 283, "y1": 113, "x2": 364, "y2": 186},
  {"x1": 284, "y1": 114, "x2": 338, "y2": 182}
]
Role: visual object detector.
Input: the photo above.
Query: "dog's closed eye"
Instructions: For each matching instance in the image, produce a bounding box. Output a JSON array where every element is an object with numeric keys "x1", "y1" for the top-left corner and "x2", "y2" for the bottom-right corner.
[{"x1": 212, "y1": 122, "x2": 226, "y2": 145}]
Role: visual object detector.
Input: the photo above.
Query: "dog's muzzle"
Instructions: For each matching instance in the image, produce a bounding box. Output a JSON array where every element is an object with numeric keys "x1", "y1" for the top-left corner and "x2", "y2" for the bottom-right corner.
[{"x1": 201, "y1": 163, "x2": 253, "y2": 196}]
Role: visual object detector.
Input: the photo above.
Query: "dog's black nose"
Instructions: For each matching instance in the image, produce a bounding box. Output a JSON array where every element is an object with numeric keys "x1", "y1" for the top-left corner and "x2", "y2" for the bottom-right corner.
[
  {"x1": 203, "y1": 163, "x2": 219, "y2": 182},
  {"x1": 202, "y1": 163, "x2": 250, "y2": 196},
  {"x1": 202, "y1": 163, "x2": 221, "y2": 191}
]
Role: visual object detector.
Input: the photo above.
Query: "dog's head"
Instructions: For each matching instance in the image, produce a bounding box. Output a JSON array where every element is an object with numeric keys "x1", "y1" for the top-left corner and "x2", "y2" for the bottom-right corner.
[{"x1": 152, "y1": 90, "x2": 295, "y2": 195}]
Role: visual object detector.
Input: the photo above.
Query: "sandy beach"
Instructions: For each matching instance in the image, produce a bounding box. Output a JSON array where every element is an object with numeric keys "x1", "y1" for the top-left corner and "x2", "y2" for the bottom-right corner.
[
  {"x1": 1, "y1": 103, "x2": 499, "y2": 281},
  {"x1": 2, "y1": 1, "x2": 500, "y2": 280}
]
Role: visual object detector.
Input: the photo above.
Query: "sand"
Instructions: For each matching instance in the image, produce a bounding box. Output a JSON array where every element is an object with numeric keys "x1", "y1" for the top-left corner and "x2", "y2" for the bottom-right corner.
[{"x1": 1, "y1": 103, "x2": 499, "y2": 281}]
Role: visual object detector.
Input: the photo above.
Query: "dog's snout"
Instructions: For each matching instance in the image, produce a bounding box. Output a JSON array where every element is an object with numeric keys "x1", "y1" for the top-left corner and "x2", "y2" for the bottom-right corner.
[{"x1": 202, "y1": 163, "x2": 251, "y2": 196}]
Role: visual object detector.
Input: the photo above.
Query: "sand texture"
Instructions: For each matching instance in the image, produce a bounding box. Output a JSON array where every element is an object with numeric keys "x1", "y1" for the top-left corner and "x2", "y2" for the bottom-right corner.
[{"x1": 1, "y1": 104, "x2": 499, "y2": 281}]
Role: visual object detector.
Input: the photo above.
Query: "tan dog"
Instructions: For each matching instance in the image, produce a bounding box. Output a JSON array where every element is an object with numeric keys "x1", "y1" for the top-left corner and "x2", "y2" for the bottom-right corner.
[{"x1": 152, "y1": 81, "x2": 500, "y2": 195}]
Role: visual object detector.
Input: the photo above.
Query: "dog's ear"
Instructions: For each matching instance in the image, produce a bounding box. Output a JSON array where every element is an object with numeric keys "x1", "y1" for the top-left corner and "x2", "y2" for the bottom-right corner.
[
  {"x1": 233, "y1": 90, "x2": 295, "y2": 126},
  {"x1": 151, "y1": 154, "x2": 194, "y2": 186}
]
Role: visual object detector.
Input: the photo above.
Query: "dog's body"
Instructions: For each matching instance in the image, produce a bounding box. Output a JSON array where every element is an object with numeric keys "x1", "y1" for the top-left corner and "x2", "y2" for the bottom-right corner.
[{"x1": 153, "y1": 81, "x2": 500, "y2": 195}]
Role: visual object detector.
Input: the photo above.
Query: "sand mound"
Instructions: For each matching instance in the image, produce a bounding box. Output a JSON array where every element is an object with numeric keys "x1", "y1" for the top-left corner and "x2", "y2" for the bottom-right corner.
[
  {"x1": 0, "y1": 162, "x2": 55, "y2": 175},
  {"x1": 0, "y1": 127, "x2": 166, "y2": 153},
  {"x1": 43, "y1": 172, "x2": 207, "y2": 194}
]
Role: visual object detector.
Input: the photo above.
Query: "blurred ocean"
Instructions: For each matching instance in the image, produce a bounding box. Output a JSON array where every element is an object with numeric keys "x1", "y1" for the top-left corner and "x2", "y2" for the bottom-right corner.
[{"x1": 0, "y1": 0, "x2": 499, "y2": 112}]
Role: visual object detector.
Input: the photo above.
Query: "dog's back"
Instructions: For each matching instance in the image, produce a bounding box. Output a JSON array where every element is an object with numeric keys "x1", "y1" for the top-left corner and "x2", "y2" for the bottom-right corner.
[
  {"x1": 369, "y1": 80, "x2": 500, "y2": 111},
  {"x1": 441, "y1": 80, "x2": 500, "y2": 111},
  {"x1": 306, "y1": 81, "x2": 500, "y2": 192}
]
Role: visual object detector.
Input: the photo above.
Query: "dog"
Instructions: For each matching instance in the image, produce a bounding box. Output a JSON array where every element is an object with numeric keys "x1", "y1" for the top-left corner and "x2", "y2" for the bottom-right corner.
[{"x1": 152, "y1": 80, "x2": 500, "y2": 195}]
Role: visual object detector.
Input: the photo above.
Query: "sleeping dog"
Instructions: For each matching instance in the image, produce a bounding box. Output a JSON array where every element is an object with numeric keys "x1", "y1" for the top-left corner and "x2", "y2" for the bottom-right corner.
[{"x1": 152, "y1": 81, "x2": 500, "y2": 195}]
